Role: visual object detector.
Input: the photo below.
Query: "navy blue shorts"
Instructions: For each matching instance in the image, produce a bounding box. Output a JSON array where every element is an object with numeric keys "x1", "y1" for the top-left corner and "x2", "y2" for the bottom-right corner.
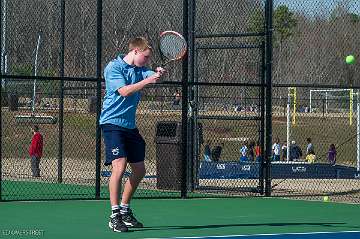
[{"x1": 101, "y1": 124, "x2": 146, "y2": 166}]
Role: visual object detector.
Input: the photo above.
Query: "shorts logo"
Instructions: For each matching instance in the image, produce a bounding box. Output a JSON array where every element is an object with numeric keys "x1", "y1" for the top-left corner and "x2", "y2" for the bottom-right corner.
[{"x1": 112, "y1": 147, "x2": 119, "y2": 156}]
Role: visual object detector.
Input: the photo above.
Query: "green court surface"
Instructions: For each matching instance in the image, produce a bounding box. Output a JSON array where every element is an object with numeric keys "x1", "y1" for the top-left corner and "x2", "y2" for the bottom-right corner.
[
  {"x1": 0, "y1": 197, "x2": 359, "y2": 239},
  {"x1": 0, "y1": 180, "x2": 183, "y2": 200}
]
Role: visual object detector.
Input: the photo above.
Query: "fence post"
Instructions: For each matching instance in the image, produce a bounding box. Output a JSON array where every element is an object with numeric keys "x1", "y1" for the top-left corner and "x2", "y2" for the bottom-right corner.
[
  {"x1": 0, "y1": 0, "x2": 2, "y2": 201},
  {"x1": 264, "y1": 0, "x2": 273, "y2": 197},
  {"x1": 57, "y1": 0, "x2": 65, "y2": 184},
  {"x1": 0, "y1": 86, "x2": 1, "y2": 200},
  {"x1": 95, "y1": 0, "x2": 103, "y2": 199},
  {"x1": 259, "y1": 41, "x2": 266, "y2": 195},
  {"x1": 181, "y1": 0, "x2": 191, "y2": 199}
]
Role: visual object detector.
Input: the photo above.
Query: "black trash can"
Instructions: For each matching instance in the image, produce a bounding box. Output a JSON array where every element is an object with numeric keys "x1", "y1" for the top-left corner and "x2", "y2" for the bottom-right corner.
[
  {"x1": 155, "y1": 121, "x2": 203, "y2": 190},
  {"x1": 88, "y1": 96, "x2": 97, "y2": 113},
  {"x1": 155, "y1": 121, "x2": 183, "y2": 190},
  {"x1": 8, "y1": 93, "x2": 18, "y2": 111}
]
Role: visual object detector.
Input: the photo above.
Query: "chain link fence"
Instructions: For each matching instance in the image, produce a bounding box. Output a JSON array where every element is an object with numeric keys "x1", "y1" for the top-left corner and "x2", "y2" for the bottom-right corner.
[
  {"x1": 270, "y1": 0, "x2": 360, "y2": 203},
  {"x1": 1, "y1": 0, "x2": 360, "y2": 203},
  {"x1": 270, "y1": 86, "x2": 360, "y2": 203}
]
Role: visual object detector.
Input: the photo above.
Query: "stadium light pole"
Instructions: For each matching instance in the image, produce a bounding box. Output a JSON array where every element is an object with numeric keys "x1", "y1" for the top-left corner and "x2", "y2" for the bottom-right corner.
[{"x1": 32, "y1": 34, "x2": 41, "y2": 114}]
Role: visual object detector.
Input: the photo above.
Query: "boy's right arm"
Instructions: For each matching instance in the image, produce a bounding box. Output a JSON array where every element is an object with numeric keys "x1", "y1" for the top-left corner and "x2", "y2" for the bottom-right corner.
[{"x1": 117, "y1": 72, "x2": 162, "y2": 97}]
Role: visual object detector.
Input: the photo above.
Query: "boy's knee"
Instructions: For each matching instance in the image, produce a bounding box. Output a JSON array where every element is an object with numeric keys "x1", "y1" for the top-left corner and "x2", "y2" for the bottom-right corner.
[{"x1": 111, "y1": 158, "x2": 126, "y2": 175}]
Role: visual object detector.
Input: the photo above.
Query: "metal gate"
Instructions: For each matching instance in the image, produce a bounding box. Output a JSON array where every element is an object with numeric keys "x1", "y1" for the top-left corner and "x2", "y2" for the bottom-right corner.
[{"x1": 184, "y1": 0, "x2": 273, "y2": 197}]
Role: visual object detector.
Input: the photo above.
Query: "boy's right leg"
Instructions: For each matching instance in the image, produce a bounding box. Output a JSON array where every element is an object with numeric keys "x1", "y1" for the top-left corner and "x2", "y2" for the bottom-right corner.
[
  {"x1": 120, "y1": 161, "x2": 146, "y2": 228},
  {"x1": 102, "y1": 125, "x2": 129, "y2": 232},
  {"x1": 108, "y1": 157, "x2": 128, "y2": 232},
  {"x1": 109, "y1": 158, "x2": 127, "y2": 206}
]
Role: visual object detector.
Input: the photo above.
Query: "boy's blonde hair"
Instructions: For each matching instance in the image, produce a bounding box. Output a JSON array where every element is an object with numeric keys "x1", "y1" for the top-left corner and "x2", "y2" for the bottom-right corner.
[{"x1": 128, "y1": 37, "x2": 152, "y2": 52}]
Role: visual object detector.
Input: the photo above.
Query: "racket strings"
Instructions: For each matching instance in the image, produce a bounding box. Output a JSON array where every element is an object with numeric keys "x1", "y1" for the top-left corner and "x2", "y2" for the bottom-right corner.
[{"x1": 160, "y1": 34, "x2": 187, "y2": 60}]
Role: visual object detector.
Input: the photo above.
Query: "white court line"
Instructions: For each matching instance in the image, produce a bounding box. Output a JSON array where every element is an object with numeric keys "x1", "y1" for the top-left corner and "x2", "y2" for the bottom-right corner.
[
  {"x1": 145, "y1": 231, "x2": 360, "y2": 239},
  {"x1": 275, "y1": 196, "x2": 360, "y2": 206}
]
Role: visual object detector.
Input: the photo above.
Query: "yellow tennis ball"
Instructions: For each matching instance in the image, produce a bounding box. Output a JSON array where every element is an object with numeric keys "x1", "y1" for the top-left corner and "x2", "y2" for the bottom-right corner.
[
  {"x1": 346, "y1": 55, "x2": 355, "y2": 64},
  {"x1": 323, "y1": 196, "x2": 329, "y2": 202}
]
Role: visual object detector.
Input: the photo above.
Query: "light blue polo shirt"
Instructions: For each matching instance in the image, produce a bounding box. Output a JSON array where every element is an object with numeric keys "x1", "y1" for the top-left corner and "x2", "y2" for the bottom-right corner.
[{"x1": 99, "y1": 55, "x2": 155, "y2": 129}]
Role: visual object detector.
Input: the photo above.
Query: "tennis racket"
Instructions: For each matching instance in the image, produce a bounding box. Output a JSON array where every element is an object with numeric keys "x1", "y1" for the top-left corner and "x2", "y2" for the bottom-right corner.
[{"x1": 158, "y1": 31, "x2": 187, "y2": 67}]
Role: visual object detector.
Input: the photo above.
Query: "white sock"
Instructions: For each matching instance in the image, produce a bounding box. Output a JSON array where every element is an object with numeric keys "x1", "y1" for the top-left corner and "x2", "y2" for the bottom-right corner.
[
  {"x1": 111, "y1": 205, "x2": 120, "y2": 217},
  {"x1": 120, "y1": 203, "x2": 129, "y2": 214}
]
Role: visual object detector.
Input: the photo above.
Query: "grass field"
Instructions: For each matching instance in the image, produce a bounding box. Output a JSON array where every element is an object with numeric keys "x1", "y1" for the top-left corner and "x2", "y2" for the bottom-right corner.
[{"x1": 1, "y1": 106, "x2": 357, "y2": 167}]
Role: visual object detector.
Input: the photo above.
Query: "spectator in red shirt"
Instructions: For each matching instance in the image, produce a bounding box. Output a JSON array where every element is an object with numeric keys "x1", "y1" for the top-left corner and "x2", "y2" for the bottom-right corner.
[{"x1": 29, "y1": 125, "x2": 43, "y2": 177}]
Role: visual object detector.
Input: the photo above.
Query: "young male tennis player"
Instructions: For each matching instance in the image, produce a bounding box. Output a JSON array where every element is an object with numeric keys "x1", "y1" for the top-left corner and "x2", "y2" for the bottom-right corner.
[{"x1": 100, "y1": 37, "x2": 165, "y2": 232}]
